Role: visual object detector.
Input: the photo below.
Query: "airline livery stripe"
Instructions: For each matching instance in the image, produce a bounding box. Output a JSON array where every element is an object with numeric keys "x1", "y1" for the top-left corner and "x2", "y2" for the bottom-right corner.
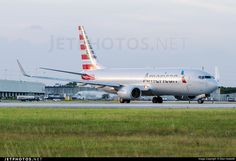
[
  {"x1": 82, "y1": 64, "x2": 95, "y2": 70},
  {"x1": 182, "y1": 77, "x2": 187, "y2": 83},
  {"x1": 81, "y1": 74, "x2": 95, "y2": 80},
  {"x1": 81, "y1": 54, "x2": 89, "y2": 60},
  {"x1": 79, "y1": 34, "x2": 84, "y2": 40},
  {"x1": 80, "y1": 44, "x2": 86, "y2": 50}
]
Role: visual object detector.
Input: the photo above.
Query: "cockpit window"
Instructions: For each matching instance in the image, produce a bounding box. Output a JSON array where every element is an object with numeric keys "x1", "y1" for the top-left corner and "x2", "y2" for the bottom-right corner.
[
  {"x1": 198, "y1": 76, "x2": 204, "y2": 79},
  {"x1": 205, "y1": 76, "x2": 212, "y2": 79},
  {"x1": 198, "y1": 76, "x2": 215, "y2": 79}
]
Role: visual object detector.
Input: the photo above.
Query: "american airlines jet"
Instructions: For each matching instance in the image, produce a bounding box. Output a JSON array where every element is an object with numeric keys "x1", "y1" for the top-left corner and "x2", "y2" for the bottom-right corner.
[{"x1": 17, "y1": 26, "x2": 218, "y2": 104}]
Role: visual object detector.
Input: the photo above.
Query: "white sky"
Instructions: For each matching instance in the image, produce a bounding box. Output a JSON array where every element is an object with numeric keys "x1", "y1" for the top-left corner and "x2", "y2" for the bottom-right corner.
[{"x1": 0, "y1": 0, "x2": 235, "y2": 86}]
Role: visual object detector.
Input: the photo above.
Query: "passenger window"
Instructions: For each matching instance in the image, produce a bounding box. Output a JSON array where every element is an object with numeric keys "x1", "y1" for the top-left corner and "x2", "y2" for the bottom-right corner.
[
  {"x1": 205, "y1": 76, "x2": 211, "y2": 79},
  {"x1": 199, "y1": 75, "x2": 214, "y2": 79}
]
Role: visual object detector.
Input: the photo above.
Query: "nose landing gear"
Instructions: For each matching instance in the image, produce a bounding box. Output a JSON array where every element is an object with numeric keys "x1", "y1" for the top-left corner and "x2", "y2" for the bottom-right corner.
[{"x1": 197, "y1": 99, "x2": 204, "y2": 104}]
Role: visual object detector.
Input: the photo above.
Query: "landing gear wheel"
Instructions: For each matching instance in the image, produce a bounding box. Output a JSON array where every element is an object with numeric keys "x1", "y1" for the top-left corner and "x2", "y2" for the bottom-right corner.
[
  {"x1": 119, "y1": 98, "x2": 131, "y2": 103},
  {"x1": 197, "y1": 99, "x2": 204, "y2": 104},
  {"x1": 152, "y1": 96, "x2": 163, "y2": 103},
  {"x1": 157, "y1": 96, "x2": 163, "y2": 103},
  {"x1": 152, "y1": 97, "x2": 158, "y2": 103},
  {"x1": 119, "y1": 98, "x2": 125, "y2": 103}
]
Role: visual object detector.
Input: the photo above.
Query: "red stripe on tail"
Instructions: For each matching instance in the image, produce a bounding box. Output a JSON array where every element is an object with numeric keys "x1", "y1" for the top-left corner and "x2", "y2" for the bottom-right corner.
[
  {"x1": 82, "y1": 64, "x2": 96, "y2": 70},
  {"x1": 80, "y1": 44, "x2": 86, "y2": 50},
  {"x1": 79, "y1": 34, "x2": 84, "y2": 40},
  {"x1": 81, "y1": 54, "x2": 89, "y2": 60}
]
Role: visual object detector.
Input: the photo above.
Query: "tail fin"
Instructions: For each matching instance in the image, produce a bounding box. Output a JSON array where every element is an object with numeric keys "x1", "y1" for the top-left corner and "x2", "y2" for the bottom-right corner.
[{"x1": 78, "y1": 26, "x2": 102, "y2": 71}]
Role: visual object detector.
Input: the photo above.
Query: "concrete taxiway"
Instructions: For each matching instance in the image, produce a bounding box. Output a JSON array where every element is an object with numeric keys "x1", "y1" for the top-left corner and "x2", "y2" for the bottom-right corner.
[{"x1": 0, "y1": 102, "x2": 236, "y2": 108}]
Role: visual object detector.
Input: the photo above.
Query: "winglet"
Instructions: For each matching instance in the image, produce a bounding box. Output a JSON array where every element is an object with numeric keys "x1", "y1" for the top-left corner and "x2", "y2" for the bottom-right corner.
[{"x1": 17, "y1": 59, "x2": 31, "y2": 77}]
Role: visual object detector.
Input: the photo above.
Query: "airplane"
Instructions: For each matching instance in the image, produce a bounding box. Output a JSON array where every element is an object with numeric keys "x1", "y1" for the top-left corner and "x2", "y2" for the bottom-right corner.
[{"x1": 17, "y1": 25, "x2": 219, "y2": 104}]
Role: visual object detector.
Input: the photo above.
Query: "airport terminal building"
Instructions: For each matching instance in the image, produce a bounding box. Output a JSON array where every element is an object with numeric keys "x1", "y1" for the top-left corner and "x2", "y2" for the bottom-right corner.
[
  {"x1": 45, "y1": 85, "x2": 98, "y2": 96},
  {"x1": 0, "y1": 79, "x2": 45, "y2": 99},
  {"x1": 0, "y1": 79, "x2": 98, "y2": 100}
]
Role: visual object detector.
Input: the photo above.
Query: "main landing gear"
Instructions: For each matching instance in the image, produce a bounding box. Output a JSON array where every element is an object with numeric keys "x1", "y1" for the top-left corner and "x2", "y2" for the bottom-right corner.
[
  {"x1": 119, "y1": 98, "x2": 131, "y2": 103},
  {"x1": 152, "y1": 96, "x2": 163, "y2": 103}
]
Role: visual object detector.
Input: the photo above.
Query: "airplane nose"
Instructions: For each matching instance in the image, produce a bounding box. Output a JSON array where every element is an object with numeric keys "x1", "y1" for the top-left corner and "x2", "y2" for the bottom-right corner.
[
  {"x1": 213, "y1": 81, "x2": 219, "y2": 90},
  {"x1": 207, "y1": 80, "x2": 218, "y2": 92}
]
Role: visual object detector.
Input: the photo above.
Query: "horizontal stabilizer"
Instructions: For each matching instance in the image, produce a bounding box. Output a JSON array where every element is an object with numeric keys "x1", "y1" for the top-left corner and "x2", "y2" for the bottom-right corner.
[{"x1": 40, "y1": 67, "x2": 86, "y2": 76}]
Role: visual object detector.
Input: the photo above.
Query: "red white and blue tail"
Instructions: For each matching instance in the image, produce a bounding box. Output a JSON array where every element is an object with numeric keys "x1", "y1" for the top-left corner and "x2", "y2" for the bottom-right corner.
[{"x1": 78, "y1": 26, "x2": 102, "y2": 71}]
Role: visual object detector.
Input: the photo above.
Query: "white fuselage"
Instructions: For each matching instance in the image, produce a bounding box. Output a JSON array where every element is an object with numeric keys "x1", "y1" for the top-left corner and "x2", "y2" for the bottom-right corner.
[{"x1": 86, "y1": 68, "x2": 218, "y2": 97}]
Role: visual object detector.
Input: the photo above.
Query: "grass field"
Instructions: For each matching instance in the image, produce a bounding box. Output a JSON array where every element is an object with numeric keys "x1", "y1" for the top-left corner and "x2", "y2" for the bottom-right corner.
[{"x1": 0, "y1": 108, "x2": 235, "y2": 157}]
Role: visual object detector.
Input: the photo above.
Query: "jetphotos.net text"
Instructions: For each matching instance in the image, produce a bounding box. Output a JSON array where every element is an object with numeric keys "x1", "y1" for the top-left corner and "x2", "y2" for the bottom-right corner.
[{"x1": 48, "y1": 35, "x2": 187, "y2": 52}]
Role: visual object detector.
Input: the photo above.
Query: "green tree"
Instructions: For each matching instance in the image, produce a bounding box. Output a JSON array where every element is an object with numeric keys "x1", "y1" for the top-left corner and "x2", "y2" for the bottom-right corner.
[{"x1": 66, "y1": 82, "x2": 77, "y2": 87}]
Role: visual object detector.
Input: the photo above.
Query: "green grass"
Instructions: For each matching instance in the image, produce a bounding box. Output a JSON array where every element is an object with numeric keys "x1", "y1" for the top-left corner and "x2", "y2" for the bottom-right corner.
[{"x1": 0, "y1": 108, "x2": 235, "y2": 157}]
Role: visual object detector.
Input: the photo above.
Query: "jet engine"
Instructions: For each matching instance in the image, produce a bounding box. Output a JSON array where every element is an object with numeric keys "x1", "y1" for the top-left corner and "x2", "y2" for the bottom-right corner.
[{"x1": 117, "y1": 86, "x2": 142, "y2": 100}]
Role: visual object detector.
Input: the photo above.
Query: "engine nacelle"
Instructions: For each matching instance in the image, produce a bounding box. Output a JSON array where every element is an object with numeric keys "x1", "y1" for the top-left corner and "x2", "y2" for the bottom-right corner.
[{"x1": 117, "y1": 86, "x2": 142, "y2": 100}]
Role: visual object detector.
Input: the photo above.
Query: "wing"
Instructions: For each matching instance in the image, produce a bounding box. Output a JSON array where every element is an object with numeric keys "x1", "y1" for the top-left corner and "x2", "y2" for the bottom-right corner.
[{"x1": 17, "y1": 60, "x2": 121, "y2": 89}]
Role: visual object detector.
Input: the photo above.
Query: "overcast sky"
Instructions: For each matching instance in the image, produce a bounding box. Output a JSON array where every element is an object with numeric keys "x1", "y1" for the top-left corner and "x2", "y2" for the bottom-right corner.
[{"x1": 0, "y1": 0, "x2": 235, "y2": 86}]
